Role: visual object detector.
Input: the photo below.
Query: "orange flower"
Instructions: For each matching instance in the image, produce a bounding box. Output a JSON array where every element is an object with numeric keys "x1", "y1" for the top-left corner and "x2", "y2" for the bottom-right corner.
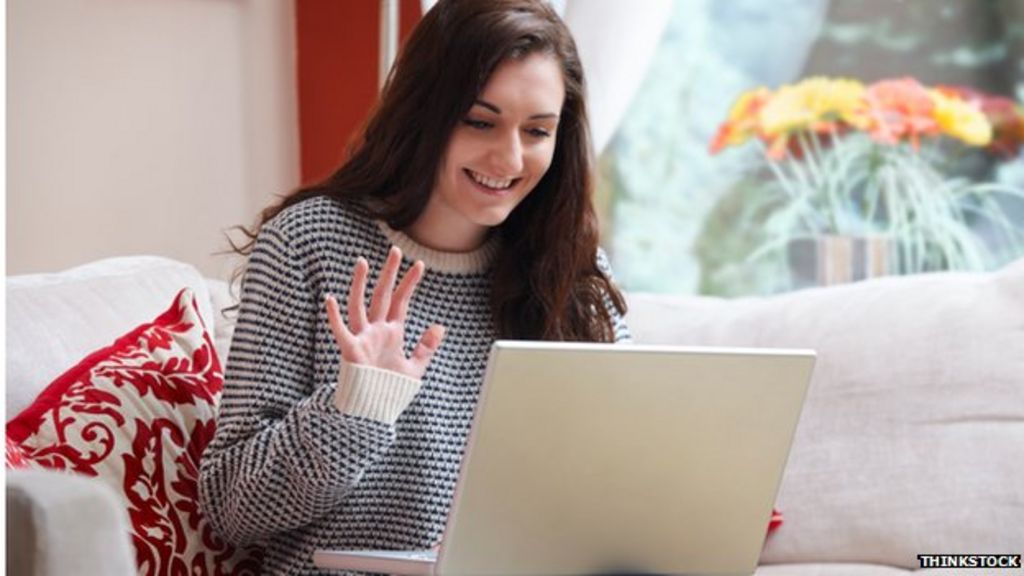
[
  {"x1": 709, "y1": 87, "x2": 772, "y2": 154},
  {"x1": 863, "y1": 77, "x2": 940, "y2": 149}
]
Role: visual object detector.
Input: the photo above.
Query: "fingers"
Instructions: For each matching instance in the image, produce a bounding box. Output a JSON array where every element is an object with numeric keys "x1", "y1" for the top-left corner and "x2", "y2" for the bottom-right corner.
[
  {"x1": 410, "y1": 324, "x2": 446, "y2": 374},
  {"x1": 325, "y1": 294, "x2": 356, "y2": 352},
  {"x1": 388, "y1": 260, "x2": 425, "y2": 322},
  {"x1": 368, "y1": 247, "x2": 401, "y2": 322},
  {"x1": 347, "y1": 258, "x2": 369, "y2": 333}
]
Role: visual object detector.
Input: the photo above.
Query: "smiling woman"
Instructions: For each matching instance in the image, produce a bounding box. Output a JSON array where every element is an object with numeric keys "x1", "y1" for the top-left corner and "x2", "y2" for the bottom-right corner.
[
  {"x1": 198, "y1": 1, "x2": 629, "y2": 574},
  {"x1": 412, "y1": 53, "x2": 566, "y2": 251}
]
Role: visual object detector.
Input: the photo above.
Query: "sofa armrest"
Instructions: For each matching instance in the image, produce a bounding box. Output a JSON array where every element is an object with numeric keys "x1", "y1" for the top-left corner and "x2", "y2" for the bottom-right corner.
[{"x1": 7, "y1": 469, "x2": 135, "y2": 576}]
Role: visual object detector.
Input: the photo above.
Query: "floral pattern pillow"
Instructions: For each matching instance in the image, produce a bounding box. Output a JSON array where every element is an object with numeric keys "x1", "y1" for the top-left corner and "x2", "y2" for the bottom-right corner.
[
  {"x1": 6, "y1": 435, "x2": 36, "y2": 469},
  {"x1": 769, "y1": 508, "x2": 783, "y2": 534},
  {"x1": 6, "y1": 288, "x2": 261, "y2": 575}
]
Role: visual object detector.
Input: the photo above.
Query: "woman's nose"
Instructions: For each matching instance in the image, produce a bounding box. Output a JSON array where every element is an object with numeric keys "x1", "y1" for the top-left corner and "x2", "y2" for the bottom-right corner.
[{"x1": 489, "y1": 130, "x2": 524, "y2": 175}]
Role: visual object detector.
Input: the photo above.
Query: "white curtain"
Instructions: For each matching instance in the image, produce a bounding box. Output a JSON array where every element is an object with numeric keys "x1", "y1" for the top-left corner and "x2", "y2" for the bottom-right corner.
[
  {"x1": 561, "y1": 0, "x2": 672, "y2": 154},
  {"x1": 418, "y1": 0, "x2": 671, "y2": 154}
]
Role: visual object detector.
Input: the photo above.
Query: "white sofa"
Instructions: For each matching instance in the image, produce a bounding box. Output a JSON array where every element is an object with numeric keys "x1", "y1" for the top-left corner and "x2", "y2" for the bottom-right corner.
[{"x1": 7, "y1": 255, "x2": 1023, "y2": 575}]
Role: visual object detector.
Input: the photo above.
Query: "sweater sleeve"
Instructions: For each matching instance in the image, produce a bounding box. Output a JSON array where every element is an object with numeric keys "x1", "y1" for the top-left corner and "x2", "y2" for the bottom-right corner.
[
  {"x1": 597, "y1": 247, "x2": 632, "y2": 344},
  {"x1": 198, "y1": 221, "x2": 408, "y2": 546}
]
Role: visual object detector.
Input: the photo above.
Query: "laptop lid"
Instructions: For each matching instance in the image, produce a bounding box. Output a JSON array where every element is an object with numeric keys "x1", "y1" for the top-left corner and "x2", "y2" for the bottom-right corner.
[{"x1": 434, "y1": 341, "x2": 815, "y2": 576}]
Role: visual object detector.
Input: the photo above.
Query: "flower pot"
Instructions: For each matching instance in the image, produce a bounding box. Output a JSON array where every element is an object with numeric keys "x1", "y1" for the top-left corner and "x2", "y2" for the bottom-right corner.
[{"x1": 788, "y1": 235, "x2": 892, "y2": 288}]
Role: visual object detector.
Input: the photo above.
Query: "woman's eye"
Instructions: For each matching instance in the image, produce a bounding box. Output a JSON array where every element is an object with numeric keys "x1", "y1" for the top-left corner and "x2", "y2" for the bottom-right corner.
[
  {"x1": 527, "y1": 128, "x2": 552, "y2": 139},
  {"x1": 463, "y1": 119, "x2": 492, "y2": 130}
]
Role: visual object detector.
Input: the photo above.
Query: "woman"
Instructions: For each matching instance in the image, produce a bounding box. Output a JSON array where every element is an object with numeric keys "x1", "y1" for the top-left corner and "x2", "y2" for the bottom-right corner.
[{"x1": 199, "y1": 0, "x2": 629, "y2": 573}]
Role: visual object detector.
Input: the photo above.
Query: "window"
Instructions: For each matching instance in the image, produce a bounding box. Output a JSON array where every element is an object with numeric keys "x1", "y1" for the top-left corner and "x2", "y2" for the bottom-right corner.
[{"x1": 602, "y1": 0, "x2": 1023, "y2": 296}]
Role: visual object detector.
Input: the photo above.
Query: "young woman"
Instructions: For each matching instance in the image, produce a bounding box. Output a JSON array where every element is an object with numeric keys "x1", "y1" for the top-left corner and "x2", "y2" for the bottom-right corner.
[{"x1": 199, "y1": 0, "x2": 629, "y2": 573}]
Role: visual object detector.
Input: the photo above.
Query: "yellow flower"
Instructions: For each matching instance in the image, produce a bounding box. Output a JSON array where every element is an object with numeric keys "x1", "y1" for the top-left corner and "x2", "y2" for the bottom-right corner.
[
  {"x1": 929, "y1": 89, "x2": 993, "y2": 146},
  {"x1": 759, "y1": 77, "x2": 867, "y2": 137}
]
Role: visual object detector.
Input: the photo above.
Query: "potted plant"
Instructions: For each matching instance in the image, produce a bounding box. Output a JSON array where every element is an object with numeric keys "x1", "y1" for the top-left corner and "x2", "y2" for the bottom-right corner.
[{"x1": 709, "y1": 76, "x2": 1024, "y2": 287}]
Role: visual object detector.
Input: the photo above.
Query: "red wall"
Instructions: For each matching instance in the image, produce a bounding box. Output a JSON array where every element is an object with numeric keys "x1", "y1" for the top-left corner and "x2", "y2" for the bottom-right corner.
[{"x1": 296, "y1": 0, "x2": 422, "y2": 185}]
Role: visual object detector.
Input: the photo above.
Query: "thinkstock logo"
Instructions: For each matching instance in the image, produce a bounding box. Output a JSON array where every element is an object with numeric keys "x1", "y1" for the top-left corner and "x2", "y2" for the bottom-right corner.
[{"x1": 918, "y1": 554, "x2": 1022, "y2": 569}]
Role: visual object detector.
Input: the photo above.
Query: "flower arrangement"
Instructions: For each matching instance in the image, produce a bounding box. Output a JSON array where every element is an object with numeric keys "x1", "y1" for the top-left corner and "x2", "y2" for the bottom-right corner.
[{"x1": 709, "y1": 76, "x2": 1024, "y2": 275}]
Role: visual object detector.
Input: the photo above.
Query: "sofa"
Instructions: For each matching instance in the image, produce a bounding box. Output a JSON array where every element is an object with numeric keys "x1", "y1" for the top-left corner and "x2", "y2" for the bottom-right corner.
[{"x1": 6, "y1": 255, "x2": 1023, "y2": 575}]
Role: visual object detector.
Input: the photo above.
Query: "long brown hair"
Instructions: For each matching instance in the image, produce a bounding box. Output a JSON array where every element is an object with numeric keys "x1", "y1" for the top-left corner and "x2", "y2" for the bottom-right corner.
[{"x1": 229, "y1": 0, "x2": 626, "y2": 341}]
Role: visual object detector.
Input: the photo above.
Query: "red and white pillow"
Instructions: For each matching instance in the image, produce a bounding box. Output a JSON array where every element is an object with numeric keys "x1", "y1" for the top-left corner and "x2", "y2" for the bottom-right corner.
[
  {"x1": 769, "y1": 508, "x2": 783, "y2": 535},
  {"x1": 6, "y1": 288, "x2": 261, "y2": 575},
  {"x1": 6, "y1": 435, "x2": 36, "y2": 469}
]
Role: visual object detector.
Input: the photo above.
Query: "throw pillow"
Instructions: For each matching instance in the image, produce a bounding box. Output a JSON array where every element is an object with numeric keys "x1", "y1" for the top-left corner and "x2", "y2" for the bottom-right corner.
[
  {"x1": 6, "y1": 435, "x2": 35, "y2": 469},
  {"x1": 6, "y1": 288, "x2": 261, "y2": 575},
  {"x1": 768, "y1": 508, "x2": 783, "y2": 534}
]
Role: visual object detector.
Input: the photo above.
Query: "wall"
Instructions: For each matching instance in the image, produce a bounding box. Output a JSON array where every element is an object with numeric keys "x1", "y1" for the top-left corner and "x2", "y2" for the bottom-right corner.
[
  {"x1": 7, "y1": 0, "x2": 300, "y2": 280},
  {"x1": 296, "y1": 0, "x2": 421, "y2": 185}
]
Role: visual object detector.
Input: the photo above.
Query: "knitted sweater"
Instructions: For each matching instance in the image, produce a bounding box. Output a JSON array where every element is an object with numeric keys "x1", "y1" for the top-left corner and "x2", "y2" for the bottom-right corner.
[{"x1": 198, "y1": 195, "x2": 631, "y2": 575}]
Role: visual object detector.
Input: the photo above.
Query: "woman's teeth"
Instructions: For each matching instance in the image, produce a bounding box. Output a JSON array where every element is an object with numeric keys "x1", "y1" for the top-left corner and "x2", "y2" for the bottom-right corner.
[{"x1": 468, "y1": 170, "x2": 514, "y2": 190}]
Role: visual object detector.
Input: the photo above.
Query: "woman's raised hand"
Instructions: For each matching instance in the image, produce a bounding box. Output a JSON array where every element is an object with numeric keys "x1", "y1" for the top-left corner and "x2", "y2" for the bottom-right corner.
[{"x1": 325, "y1": 247, "x2": 445, "y2": 380}]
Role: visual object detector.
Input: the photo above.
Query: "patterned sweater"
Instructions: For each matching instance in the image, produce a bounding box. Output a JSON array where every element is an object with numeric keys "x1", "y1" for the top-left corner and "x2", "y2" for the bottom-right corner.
[{"x1": 198, "y1": 195, "x2": 630, "y2": 575}]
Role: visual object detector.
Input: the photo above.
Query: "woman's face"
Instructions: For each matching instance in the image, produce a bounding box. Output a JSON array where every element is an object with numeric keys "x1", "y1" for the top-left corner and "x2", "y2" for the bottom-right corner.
[{"x1": 410, "y1": 52, "x2": 566, "y2": 252}]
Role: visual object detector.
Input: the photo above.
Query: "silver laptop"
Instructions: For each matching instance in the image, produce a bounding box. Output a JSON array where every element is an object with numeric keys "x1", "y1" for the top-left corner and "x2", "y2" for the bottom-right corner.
[{"x1": 314, "y1": 341, "x2": 815, "y2": 576}]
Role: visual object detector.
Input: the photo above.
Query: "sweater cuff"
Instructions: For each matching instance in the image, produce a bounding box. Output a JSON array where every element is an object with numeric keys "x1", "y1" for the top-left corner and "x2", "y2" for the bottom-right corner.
[{"x1": 333, "y1": 361, "x2": 422, "y2": 425}]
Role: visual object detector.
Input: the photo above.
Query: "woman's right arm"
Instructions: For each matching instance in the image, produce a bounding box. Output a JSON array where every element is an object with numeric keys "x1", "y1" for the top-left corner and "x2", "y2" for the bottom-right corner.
[{"x1": 198, "y1": 222, "x2": 403, "y2": 546}]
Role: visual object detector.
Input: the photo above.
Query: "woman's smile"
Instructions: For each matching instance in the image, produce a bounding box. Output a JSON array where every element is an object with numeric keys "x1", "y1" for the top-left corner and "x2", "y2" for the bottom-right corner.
[{"x1": 463, "y1": 168, "x2": 521, "y2": 196}]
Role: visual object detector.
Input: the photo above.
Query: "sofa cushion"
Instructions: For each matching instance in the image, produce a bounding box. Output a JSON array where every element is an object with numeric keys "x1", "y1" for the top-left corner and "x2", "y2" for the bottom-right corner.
[
  {"x1": 7, "y1": 289, "x2": 260, "y2": 575},
  {"x1": 206, "y1": 277, "x2": 239, "y2": 368},
  {"x1": 626, "y1": 258, "x2": 1024, "y2": 568},
  {"x1": 6, "y1": 256, "x2": 216, "y2": 420}
]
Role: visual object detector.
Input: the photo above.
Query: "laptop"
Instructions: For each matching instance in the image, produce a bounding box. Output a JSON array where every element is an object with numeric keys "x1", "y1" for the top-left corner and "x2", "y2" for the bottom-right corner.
[{"x1": 314, "y1": 341, "x2": 816, "y2": 576}]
